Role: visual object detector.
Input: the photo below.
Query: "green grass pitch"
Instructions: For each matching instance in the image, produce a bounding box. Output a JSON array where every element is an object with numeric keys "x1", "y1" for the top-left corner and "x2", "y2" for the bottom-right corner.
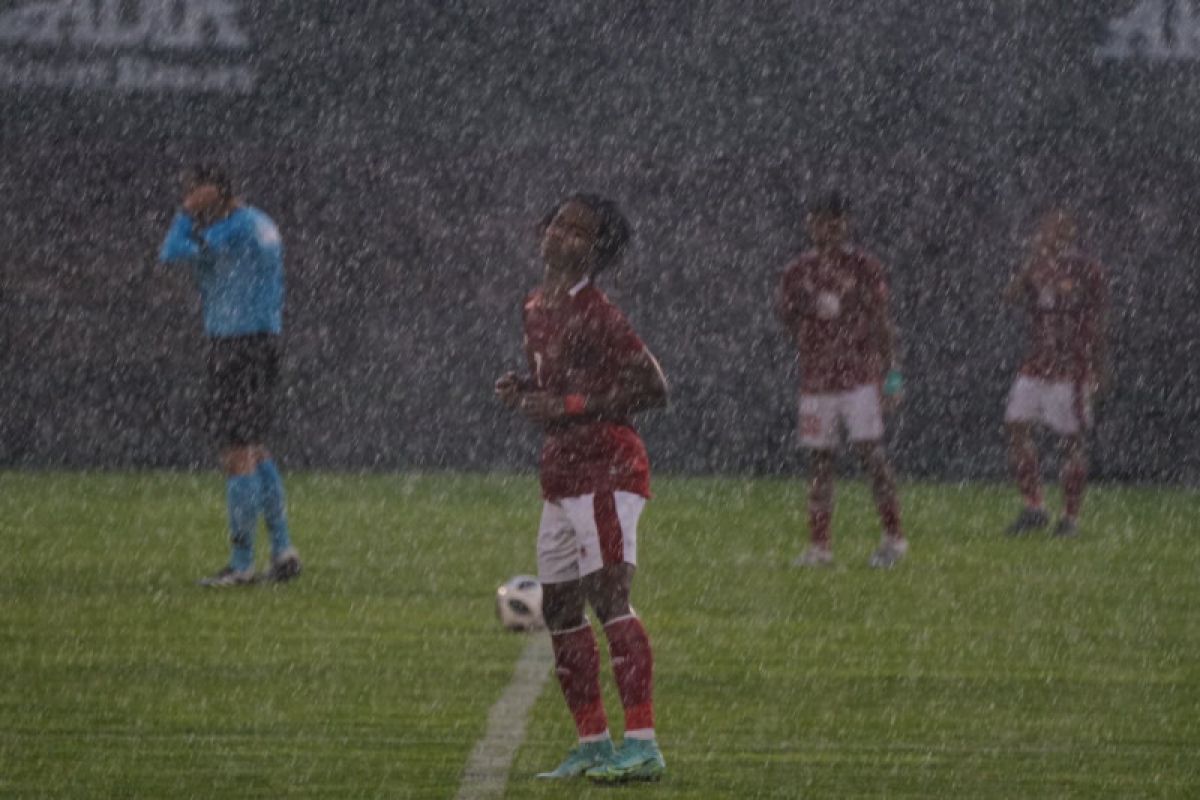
[{"x1": 2, "y1": 471, "x2": 1198, "y2": 798}]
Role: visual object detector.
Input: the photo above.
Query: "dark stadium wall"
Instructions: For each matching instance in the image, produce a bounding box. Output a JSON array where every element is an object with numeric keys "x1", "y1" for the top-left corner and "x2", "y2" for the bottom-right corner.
[{"x1": 2, "y1": 1, "x2": 1198, "y2": 480}]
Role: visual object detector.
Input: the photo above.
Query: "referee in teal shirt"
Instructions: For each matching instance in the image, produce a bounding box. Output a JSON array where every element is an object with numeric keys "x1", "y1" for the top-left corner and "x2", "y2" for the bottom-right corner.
[{"x1": 159, "y1": 164, "x2": 301, "y2": 586}]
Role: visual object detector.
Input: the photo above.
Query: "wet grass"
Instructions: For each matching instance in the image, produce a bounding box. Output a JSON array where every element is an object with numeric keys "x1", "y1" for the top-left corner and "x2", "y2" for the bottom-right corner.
[{"x1": 1, "y1": 472, "x2": 1197, "y2": 798}]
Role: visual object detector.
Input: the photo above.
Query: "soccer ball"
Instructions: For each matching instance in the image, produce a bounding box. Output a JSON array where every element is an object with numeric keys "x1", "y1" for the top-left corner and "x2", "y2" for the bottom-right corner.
[{"x1": 495, "y1": 575, "x2": 544, "y2": 632}]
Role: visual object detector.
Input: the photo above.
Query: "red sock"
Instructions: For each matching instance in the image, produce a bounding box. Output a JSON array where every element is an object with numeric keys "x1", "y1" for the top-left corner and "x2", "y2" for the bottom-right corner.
[
  {"x1": 550, "y1": 624, "x2": 608, "y2": 738},
  {"x1": 604, "y1": 616, "x2": 655, "y2": 733},
  {"x1": 876, "y1": 495, "x2": 904, "y2": 541},
  {"x1": 808, "y1": 508, "x2": 832, "y2": 549},
  {"x1": 1062, "y1": 456, "x2": 1087, "y2": 520},
  {"x1": 1014, "y1": 445, "x2": 1043, "y2": 509}
]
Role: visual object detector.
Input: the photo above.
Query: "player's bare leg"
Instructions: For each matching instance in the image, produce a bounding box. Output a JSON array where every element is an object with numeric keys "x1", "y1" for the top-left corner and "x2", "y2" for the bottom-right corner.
[
  {"x1": 1056, "y1": 434, "x2": 1087, "y2": 537},
  {"x1": 538, "y1": 579, "x2": 614, "y2": 778},
  {"x1": 1006, "y1": 422, "x2": 1049, "y2": 534},
  {"x1": 855, "y1": 441, "x2": 907, "y2": 568},
  {"x1": 581, "y1": 564, "x2": 665, "y2": 782}
]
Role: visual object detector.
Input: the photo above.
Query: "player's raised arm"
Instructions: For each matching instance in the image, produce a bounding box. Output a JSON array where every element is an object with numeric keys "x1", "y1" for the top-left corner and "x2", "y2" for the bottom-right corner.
[
  {"x1": 158, "y1": 211, "x2": 206, "y2": 264},
  {"x1": 158, "y1": 168, "x2": 241, "y2": 266}
]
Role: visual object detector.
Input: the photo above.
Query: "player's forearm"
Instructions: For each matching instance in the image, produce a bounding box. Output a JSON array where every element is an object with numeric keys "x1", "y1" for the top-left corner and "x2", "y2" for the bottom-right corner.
[
  {"x1": 877, "y1": 315, "x2": 898, "y2": 370},
  {"x1": 569, "y1": 356, "x2": 668, "y2": 420},
  {"x1": 158, "y1": 213, "x2": 205, "y2": 264},
  {"x1": 587, "y1": 382, "x2": 668, "y2": 418}
]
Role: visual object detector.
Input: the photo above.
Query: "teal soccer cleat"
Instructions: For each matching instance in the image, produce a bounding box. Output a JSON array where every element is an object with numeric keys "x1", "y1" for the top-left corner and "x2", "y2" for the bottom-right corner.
[
  {"x1": 585, "y1": 738, "x2": 666, "y2": 783},
  {"x1": 535, "y1": 739, "x2": 615, "y2": 779}
]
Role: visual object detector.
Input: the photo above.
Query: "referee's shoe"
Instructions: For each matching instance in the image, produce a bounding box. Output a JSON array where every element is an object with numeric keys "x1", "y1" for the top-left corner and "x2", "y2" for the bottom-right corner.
[
  {"x1": 198, "y1": 566, "x2": 255, "y2": 587},
  {"x1": 260, "y1": 547, "x2": 303, "y2": 583}
]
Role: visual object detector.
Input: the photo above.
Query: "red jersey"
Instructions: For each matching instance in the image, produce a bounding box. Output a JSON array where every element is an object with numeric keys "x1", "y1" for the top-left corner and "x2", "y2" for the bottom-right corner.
[
  {"x1": 1015, "y1": 252, "x2": 1107, "y2": 381},
  {"x1": 522, "y1": 279, "x2": 651, "y2": 501},
  {"x1": 775, "y1": 245, "x2": 890, "y2": 393}
]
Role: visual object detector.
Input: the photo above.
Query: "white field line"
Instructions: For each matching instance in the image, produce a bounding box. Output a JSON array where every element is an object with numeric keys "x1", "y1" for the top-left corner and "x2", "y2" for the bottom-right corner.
[{"x1": 455, "y1": 633, "x2": 554, "y2": 800}]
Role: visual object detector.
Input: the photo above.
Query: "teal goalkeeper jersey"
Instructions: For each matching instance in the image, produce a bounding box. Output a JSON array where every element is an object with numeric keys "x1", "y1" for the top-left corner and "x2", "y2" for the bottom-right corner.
[{"x1": 158, "y1": 206, "x2": 284, "y2": 338}]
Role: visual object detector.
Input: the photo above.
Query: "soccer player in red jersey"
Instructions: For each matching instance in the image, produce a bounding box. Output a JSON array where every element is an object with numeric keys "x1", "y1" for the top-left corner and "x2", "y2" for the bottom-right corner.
[
  {"x1": 494, "y1": 194, "x2": 669, "y2": 782},
  {"x1": 774, "y1": 192, "x2": 907, "y2": 568},
  {"x1": 1003, "y1": 208, "x2": 1109, "y2": 537}
]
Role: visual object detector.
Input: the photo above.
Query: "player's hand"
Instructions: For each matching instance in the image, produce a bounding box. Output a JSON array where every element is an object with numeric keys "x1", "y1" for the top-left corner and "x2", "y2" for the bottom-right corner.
[
  {"x1": 881, "y1": 369, "x2": 904, "y2": 414},
  {"x1": 882, "y1": 391, "x2": 904, "y2": 415},
  {"x1": 517, "y1": 391, "x2": 565, "y2": 424},
  {"x1": 494, "y1": 371, "x2": 523, "y2": 409}
]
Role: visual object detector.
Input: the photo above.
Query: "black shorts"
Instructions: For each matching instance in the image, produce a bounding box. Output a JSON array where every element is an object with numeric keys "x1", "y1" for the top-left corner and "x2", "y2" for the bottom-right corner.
[{"x1": 205, "y1": 334, "x2": 281, "y2": 446}]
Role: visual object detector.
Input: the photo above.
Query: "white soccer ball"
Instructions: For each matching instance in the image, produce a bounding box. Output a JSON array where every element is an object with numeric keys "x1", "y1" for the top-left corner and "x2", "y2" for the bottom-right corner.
[{"x1": 495, "y1": 575, "x2": 544, "y2": 632}]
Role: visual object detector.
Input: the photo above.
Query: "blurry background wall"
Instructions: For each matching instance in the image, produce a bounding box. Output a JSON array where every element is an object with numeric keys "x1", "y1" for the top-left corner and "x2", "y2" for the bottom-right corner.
[{"x1": 2, "y1": 0, "x2": 1198, "y2": 480}]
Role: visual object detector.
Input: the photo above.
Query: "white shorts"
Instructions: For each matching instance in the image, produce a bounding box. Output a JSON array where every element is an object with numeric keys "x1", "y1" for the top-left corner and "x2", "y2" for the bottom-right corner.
[
  {"x1": 537, "y1": 491, "x2": 646, "y2": 584},
  {"x1": 797, "y1": 383, "x2": 884, "y2": 450},
  {"x1": 1004, "y1": 375, "x2": 1092, "y2": 435}
]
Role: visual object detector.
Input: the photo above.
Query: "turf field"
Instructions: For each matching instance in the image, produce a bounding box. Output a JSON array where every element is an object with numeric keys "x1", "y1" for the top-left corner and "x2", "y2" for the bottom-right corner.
[{"x1": 2, "y1": 471, "x2": 1197, "y2": 798}]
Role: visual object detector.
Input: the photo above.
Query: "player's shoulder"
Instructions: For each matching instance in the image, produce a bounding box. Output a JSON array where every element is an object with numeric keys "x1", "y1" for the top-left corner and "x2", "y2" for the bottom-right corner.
[
  {"x1": 233, "y1": 205, "x2": 267, "y2": 226},
  {"x1": 575, "y1": 283, "x2": 621, "y2": 319},
  {"x1": 576, "y1": 282, "x2": 614, "y2": 307},
  {"x1": 235, "y1": 206, "x2": 282, "y2": 246},
  {"x1": 845, "y1": 245, "x2": 885, "y2": 273},
  {"x1": 576, "y1": 284, "x2": 638, "y2": 331}
]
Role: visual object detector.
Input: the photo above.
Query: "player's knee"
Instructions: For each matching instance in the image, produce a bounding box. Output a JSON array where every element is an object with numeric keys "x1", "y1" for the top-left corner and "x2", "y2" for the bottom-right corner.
[
  {"x1": 582, "y1": 568, "x2": 633, "y2": 624},
  {"x1": 1007, "y1": 423, "x2": 1032, "y2": 446},
  {"x1": 1060, "y1": 436, "x2": 1085, "y2": 459},
  {"x1": 591, "y1": 598, "x2": 632, "y2": 626},
  {"x1": 854, "y1": 441, "x2": 885, "y2": 467},
  {"x1": 809, "y1": 450, "x2": 835, "y2": 476},
  {"x1": 221, "y1": 447, "x2": 257, "y2": 475},
  {"x1": 541, "y1": 584, "x2": 586, "y2": 631}
]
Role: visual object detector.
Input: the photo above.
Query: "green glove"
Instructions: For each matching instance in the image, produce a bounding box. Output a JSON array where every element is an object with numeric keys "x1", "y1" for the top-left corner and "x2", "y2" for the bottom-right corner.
[{"x1": 883, "y1": 369, "x2": 904, "y2": 398}]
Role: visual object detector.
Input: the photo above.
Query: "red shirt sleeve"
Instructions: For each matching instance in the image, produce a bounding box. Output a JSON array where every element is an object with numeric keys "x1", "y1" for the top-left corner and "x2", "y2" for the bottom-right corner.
[{"x1": 590, "y1": 299, "x2": 645, "y2": 363}]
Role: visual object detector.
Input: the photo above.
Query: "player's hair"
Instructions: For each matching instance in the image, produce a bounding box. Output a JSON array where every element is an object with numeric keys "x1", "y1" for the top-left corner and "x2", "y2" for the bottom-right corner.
[
  {"x1": 808, "y1": 190, "x2": 851, "y2": 218},
  {"x1": 543, "y1": 193, "x2": 632, "y2": 276},
  {"x1": 183, "y1": 163, "x2": 233, "y2": 200}
]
